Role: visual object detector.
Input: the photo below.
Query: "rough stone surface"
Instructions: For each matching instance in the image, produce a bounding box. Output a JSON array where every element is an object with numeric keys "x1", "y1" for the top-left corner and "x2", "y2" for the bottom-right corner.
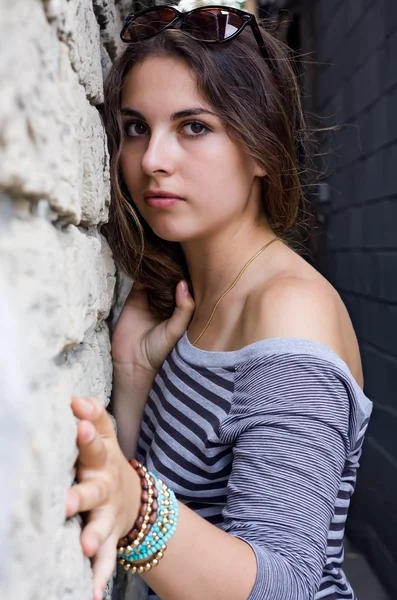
[{"x1": 0, "y1": 1, "x2": 122, "y2": 598}]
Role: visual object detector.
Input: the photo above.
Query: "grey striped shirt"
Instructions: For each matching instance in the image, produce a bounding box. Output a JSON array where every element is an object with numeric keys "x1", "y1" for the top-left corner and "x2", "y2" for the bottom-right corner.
[{"x1": 137, "y1": 334, "x2": 372, "y2": 599}]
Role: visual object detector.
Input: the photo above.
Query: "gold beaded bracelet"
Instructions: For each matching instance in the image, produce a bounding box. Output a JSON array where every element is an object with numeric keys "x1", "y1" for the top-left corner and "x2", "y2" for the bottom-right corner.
[{"x1": 119, "y1": 543, "x2": 167, "y2": 574}]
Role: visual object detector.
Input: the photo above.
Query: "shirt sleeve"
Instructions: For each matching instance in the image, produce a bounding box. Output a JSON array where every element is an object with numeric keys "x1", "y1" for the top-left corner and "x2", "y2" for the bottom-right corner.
[{"x1": 219, "y1": 353, "x2": 353, "y2": 600}]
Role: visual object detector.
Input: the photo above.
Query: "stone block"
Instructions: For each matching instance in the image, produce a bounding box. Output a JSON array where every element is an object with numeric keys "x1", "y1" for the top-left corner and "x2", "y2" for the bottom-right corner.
[
  {"x1": 0, "y1": 0, "x2": 64, "y2": 200},
  {"x1": 0, "y1": 202, "x2": 69, "y2": 359},
  {"x1": 66, "y1": 323, "x2": 113, "y2": 403},
  {"x1": 60, "y1": 0, "x2": 104, "y2": 104},
  {"x1": 93, "y1": 0, "x2": 125, "y2": 61},
  {"x1": 61, "y1": 224, "x2": 116, "y2": 348},
  {"x1": 0, "y1": 265, "x2": 91, "y2": 600},
  {"x1": 116, "y1": 0, "x2": 136, "y2": 22},
  {"x1": 55, "y1": 43, "x2": 110, "y2": 224},
  {"x1": 0, "y1": 7, "x2": 110, "y2": 225}
]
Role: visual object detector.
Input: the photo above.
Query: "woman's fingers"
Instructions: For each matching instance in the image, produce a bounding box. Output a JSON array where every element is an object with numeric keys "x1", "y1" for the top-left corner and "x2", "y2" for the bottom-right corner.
[
  {"x1": 91, "y1": 536, "x2": 119, "y2": 600},
  {"x1": 75, "y1": 419, "x2": 108, "y2": 471},
  {"x1": 164, "y1": 280, "x2": 195, "y2": 345},
  {"x1": 71, "y1": 397, "x2": 116, "y2": 440},
  {"x1": 66, "y1": 477, "x2": 110, "y2": 517},
  {"x1": 81, "y1": 505, "x2": 116, "y2": 557}
]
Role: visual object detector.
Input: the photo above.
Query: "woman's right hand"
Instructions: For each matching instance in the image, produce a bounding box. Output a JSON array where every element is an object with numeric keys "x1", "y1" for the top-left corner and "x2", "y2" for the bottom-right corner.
[{"x1": 111, "y1": 280, "x2": 195, "y2": 381}]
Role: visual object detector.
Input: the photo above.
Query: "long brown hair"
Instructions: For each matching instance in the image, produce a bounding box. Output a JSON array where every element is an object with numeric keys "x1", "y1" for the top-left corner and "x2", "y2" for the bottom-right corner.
[{"x1": 103, "y1": 24, "x2": 310, "y2": 319}]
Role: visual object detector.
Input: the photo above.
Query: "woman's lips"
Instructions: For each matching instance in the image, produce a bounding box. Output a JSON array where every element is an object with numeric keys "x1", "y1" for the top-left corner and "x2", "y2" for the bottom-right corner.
[{"x1": 144, "y1": 196, "x2": 183, "y2": 209}]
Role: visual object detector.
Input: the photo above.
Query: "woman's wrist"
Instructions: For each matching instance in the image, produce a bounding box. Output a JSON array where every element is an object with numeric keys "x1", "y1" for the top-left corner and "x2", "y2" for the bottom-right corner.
[
  {"x1": 120, "y1": 458, "x2": 143, "y2": 539},
  {"x1": 113, "y1": 361, "x2": 157, "y2": 392},
  {"x1": 118, "y1": 463, "x2": 180, "y2": 573}
]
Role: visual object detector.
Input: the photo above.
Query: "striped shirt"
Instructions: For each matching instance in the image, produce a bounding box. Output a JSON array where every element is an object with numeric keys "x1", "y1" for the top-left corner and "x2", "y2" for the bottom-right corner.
[{"x1": 136, "y1": 334, "x2": 372, "y2": 600}]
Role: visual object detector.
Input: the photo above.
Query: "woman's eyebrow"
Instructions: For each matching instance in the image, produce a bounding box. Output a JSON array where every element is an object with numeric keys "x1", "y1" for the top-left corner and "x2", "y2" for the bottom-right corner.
[
  {"x1": 121, "y1": 108, "x2": 145, "y2": 119},
  {"x1": 120, "y1": 107, "x2": 216, "y2": 120},
  {"x1": 171, "y1": 108, "x2": 216, "y2": 120}
]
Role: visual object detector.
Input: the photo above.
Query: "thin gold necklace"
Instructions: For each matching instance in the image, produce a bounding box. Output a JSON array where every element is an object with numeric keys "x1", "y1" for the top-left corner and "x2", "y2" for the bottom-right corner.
[{"x1": 193, "y1": 238, "x2": 281, "y2": 346}]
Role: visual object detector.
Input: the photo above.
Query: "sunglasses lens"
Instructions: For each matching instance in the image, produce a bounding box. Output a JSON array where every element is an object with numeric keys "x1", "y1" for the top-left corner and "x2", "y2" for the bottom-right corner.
[
  {"x1": 122, "y1": 7, "x2": 177, "y2": 42},
  {"x1": 183, "y1": 9, "x2": 244, "y2": 42}
]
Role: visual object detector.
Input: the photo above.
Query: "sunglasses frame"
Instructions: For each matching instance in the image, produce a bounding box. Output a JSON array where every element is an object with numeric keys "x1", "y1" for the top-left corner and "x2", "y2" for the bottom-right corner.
[{"x1": 120, "y1": 4, "x2": 269, "y2": 60}]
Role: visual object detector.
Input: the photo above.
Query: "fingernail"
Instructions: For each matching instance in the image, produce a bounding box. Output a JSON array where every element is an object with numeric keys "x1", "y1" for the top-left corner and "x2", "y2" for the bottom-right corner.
[
  {"x1": 84, "y1": 422, "x2": 95, "y2": 442},
  {"x1": 78, "y1": 397, "x2": 93, "y2": 413},
  {"x1": 180, "y1": 280, "x2": 189, "y2": 295}
]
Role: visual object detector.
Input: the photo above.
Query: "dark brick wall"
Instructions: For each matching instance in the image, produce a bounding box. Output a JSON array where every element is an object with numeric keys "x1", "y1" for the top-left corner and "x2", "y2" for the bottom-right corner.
[{"x1": 313, "y1": 0, "x2": 397, "y2": 595}]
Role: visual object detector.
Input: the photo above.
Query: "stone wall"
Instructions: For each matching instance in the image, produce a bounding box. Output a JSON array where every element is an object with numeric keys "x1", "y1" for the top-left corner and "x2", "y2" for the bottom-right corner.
[
  {"x1": 313, "y1": 1, "x2": 397, "y2": 595},
  {"x1": 0, "y1": 1, "x2": 130, "y2": 598}
]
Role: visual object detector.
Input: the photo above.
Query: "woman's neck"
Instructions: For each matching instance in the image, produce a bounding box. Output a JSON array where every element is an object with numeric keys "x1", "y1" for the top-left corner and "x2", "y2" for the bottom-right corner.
[{"x1": 181, "y1": 219, "x2": 275, "y2": 314}]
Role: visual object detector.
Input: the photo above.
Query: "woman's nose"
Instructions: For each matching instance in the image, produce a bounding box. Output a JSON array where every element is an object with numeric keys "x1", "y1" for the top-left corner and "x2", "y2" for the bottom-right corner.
[{"x1": 141, "y1": 132, "x2": 175, "y2": 176}]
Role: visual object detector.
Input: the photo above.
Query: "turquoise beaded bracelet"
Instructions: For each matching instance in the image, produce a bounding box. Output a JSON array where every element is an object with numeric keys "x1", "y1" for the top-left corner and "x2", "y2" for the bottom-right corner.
[
  {"x1": 118, "y1": 469, "x2": 179, "y2": 572},
  {"x1": 121, "y1": 478, "x2": 179, "y2": 562}
]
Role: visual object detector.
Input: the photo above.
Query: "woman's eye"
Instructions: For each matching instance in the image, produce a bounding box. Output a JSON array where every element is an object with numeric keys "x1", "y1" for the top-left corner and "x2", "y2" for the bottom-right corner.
[
  {"x1": 124, "y1": 122, "x2": 148, "y2": 137},
  {"x1": 183, "y1": 121, "x2": 209, "y2": 137}
]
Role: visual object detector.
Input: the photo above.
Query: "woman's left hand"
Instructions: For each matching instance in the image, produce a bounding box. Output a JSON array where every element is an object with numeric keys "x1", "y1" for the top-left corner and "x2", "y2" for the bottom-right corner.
[{"x1": 67, "y1": 397, "x2": 140, "y2": 600}]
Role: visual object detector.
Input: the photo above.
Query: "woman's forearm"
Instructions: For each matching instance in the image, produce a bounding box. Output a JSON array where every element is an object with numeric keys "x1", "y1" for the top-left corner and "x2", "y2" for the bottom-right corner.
[
  {"x1": 112, "y1": 364, "x2": 156, "y2": 458},
  {"x1": 142, "y1": 502, "x2": 258, "y2": 600}
]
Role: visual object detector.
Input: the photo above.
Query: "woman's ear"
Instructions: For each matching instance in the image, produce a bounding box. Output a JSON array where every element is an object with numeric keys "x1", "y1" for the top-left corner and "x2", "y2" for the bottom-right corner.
[{"x1": 254, "y1": 163, "x2": 267, "y2": 178}]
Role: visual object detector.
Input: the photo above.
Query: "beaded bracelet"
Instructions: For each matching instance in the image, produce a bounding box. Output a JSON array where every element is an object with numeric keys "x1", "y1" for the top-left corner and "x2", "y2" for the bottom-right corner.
[
  {"x1": 117, "y1": 465, "x2": 179, "y2": 573},
  {"x1": 120, "y1": 477, "x2": 179, "y2": 563},
  {"x1": 117, "y1": 459, "x2": 158, "y2": 550},
  {"x1": 120, "y1": 544, "x2": 167, "y2": 574}
]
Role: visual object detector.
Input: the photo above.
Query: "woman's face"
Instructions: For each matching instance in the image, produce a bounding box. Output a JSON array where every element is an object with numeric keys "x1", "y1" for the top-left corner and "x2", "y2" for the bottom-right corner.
[{"x1": 120, "y1": 56, "x2": 264, "y2": 243}]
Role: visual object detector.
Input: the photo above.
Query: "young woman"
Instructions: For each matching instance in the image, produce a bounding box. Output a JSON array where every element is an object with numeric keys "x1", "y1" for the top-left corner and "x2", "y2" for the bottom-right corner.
[{"x1": 67, "y1": 3, "x2": 372, "y2": 599}]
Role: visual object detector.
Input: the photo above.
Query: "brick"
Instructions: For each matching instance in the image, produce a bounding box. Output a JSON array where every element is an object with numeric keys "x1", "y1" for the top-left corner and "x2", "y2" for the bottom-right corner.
[
  {"x1": 372, "y1": 96, "x2": 389, "y2": 150},
  {"x1": 356, "y1": 111, "x2": 370, "y2": 158},
  {"x1": 362, "y1": 151, "x2": 386, "y2": 202},
  {"x1": 350, "y1": 439, "x2": 397, "y2": 540},
  {"x1": 378, "y1": 38, "x2": 393, "y2": 96},
  {"x1": 367, "y1": 409, "x2": 397, "y2": 470},
  {"x1": 349, "y1": 159, "x2": 366, "y2": 204},
  {"x1": 360, "y1": 198, "x2": 397, "y2": 248},
  {"x1": 326, "y1": 209, "x2": 355, "y2": 249},
  {"x1": 331, "y1": 250, "x2": 397, "y2": 303},
  {"x1": 360, "y1": 3, "x2": 386, "y2": 62},
  {"x1": 386, "y1": 87, "x2": 397, "y2": 146},
  {"x1": 361, "y1": 342, "x2": 397, "y2": 408},
  {"x1": 342, "y1": 78, "x2": 355, "y2": 123},
  {"x1": 382, "y1": 0, "x2": 397, "y2": 37},
  {"x1": 384, "y1": 142, "x2": 397, "y2": 197},
  {"x1": 354, "y1": 296, "x2": 397, "y2": 356},
  {"x1": 328, "y1": 197, "x2": 397, "y2": 250}
]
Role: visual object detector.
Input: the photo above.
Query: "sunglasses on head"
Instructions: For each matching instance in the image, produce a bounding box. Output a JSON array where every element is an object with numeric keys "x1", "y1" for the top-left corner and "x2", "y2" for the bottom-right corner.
[{"x1": 120, "y1": 4, "x2": 269, "y2": 60}]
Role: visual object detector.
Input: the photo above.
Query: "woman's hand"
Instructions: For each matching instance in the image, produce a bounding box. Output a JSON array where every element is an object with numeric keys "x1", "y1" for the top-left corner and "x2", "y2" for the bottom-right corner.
[
  {"x1": 111, "y1": 280, "x2": 195, "y2": 458},
  {"x1": 112, "y1": 280, "x2": 195, "y2": 379},
  {"x1": 66, "y1": 396, "x2": 141, "y2": 600}
]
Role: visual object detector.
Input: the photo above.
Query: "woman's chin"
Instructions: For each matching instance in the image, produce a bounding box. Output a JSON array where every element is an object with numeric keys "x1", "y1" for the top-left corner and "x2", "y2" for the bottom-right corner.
[{"x1": 149, "y1": 225, "x2": 193, "y2": 244}]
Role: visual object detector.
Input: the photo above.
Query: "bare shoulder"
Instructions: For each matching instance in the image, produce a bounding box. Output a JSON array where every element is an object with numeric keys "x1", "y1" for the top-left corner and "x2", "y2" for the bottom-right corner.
[
  {"x1": 247, "y1": 275, "x2": 342, "y2": 344},
  {"x1": 243, "y1": 268, "x2": 363, "y2": 387}
]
